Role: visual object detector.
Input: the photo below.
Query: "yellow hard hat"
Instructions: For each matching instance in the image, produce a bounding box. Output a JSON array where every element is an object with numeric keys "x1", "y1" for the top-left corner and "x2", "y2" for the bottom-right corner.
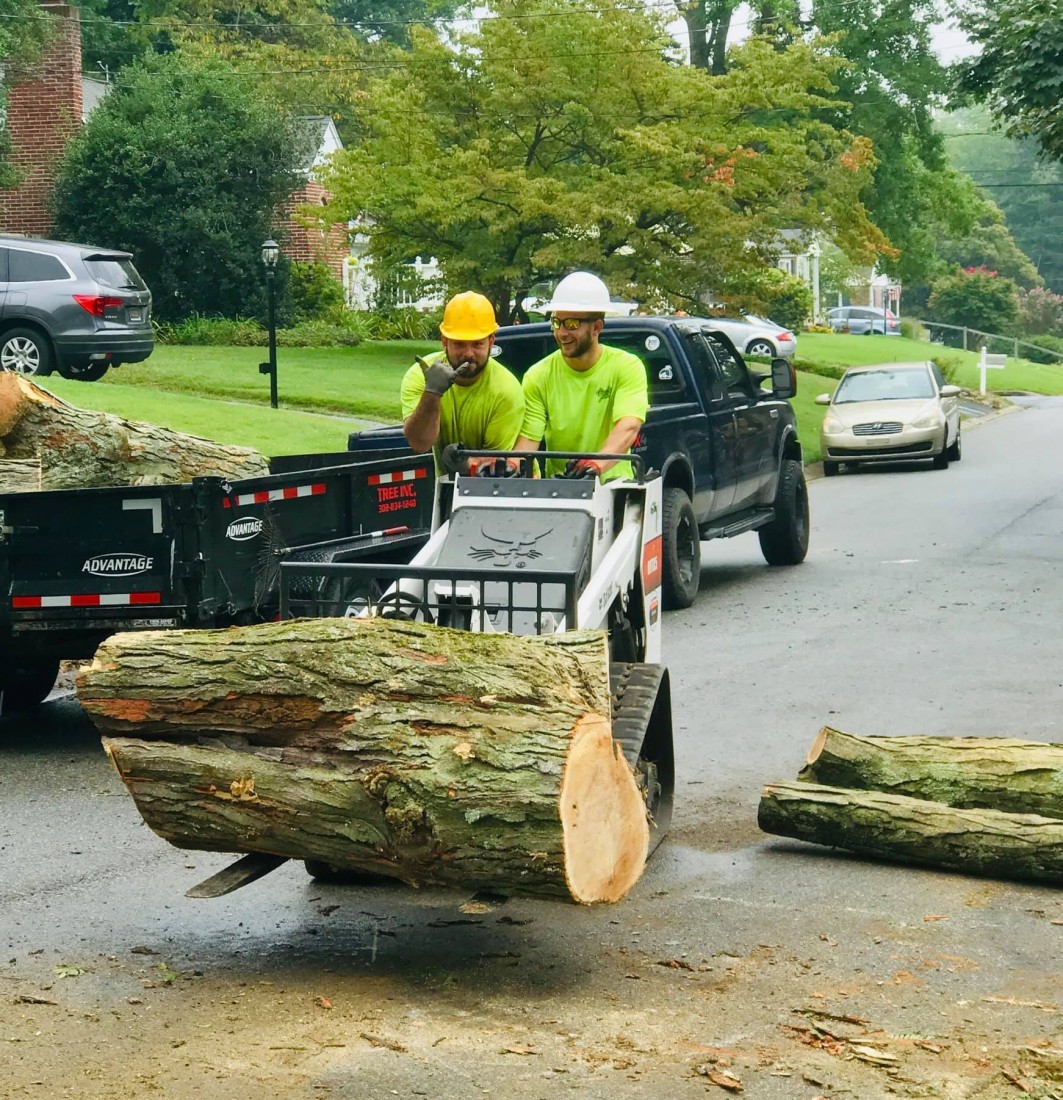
[{"x1": 439, "y1": 291, "x2": 498, "y2": 341}]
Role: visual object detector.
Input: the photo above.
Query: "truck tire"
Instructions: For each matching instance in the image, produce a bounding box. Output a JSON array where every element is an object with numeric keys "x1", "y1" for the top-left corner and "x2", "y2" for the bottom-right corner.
[
  {"x1": 662, "y1": 487, "x2": 700, "y2": 609},
  {"x1": 759, "y1": 458, "x2": 809, "y2": 566},
  {"x1": 0, "y1": 657, "x2": 61, "y2": 715}
]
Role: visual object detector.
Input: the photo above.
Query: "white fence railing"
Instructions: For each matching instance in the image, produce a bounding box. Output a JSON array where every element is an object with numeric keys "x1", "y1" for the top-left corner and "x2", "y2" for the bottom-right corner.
[{"x1": 918, "y1": 320, "x2": 1063, "y2": 363}]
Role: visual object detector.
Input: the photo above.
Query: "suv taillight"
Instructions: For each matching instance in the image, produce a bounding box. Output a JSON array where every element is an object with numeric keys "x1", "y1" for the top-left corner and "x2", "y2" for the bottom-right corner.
[{"x1": 74, "y1": 294, "x2": 125, "y2": 317}]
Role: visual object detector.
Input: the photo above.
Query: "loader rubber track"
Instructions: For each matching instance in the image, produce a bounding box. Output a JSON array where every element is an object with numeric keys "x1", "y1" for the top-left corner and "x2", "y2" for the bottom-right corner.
[{"x1": 610, "y1": 662, "x2": 675, "y2": 855}]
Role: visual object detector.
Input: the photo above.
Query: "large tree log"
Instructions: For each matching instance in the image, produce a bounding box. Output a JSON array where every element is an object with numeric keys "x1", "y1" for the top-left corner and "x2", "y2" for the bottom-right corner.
[
  {"x1": 799, "y1": 726, "x2": 1063, "y2": 817},
  {"x1": 758, "y1": 780, "x2": 1063, "y2": 885},
  {"x1": 0, "y1": 373, "x2": 268, "y2": 491},
  {"x1": 78, "y1": 618, "x2": 650, "y2": 904}
]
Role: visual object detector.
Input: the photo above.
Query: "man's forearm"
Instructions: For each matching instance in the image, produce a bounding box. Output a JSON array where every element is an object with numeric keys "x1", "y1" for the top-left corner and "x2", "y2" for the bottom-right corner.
[
  {"x1": 513, "y1": 435, "x2": 540, "y2": 452},
  {"x1": 596, "y1": 417, "x2": 643, "y2": 473},
  {"x1": 403, "y1": 394, "x2": 443, "y2": 452}
]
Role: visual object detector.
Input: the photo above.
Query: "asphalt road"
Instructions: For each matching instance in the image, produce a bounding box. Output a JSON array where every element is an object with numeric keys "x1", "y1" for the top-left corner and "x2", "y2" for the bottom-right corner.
[{"x1": 2, "y1": 399, "x2": 1061, "y2": 1099}]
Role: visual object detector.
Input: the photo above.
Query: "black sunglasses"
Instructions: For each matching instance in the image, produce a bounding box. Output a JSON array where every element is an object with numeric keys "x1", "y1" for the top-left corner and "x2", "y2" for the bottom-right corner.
[{"x1": 550, "y1": 317, "x2": 597, "y2": 331}]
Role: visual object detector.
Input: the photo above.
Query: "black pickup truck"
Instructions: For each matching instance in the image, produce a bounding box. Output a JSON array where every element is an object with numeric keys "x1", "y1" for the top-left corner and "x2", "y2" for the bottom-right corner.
[{"x1": 348, "y1": 316, "x2": 809, "y2": 609}]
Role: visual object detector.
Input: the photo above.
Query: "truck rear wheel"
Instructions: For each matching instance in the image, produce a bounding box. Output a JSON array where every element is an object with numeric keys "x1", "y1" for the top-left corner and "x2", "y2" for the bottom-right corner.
[
  {"x1": 759, "y1": 458, "x2": 809, "y2": 566},
  {"x1": 0, "y1": 657, "x2": 61, "y2": 715},
  {"x1": 662, "y1": 487, "x2": 700, "y2": 609}
]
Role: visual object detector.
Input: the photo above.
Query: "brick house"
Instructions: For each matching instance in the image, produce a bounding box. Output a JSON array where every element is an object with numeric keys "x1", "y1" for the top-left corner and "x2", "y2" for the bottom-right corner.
[
  {"x1": 0, "y1": 2, "x2": 350, "y2": 282},
  {"x1": 0, "y1": 2, "x2": 83, "y2": 237}
]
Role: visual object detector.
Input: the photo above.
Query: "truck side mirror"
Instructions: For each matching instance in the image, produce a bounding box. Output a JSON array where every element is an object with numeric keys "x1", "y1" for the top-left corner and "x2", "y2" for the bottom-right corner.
[{"x1": 770, "y1": 357, "x2": 796, "y2": 399}]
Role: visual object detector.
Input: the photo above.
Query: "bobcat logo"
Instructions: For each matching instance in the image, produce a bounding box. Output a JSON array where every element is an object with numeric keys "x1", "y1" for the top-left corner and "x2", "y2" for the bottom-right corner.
[
  {"x1": 468, "y1": 527, "x2": 552, "y2": 568},
  {"x1": 596, "y1": 385, "x2": 614, "y2": 402}
]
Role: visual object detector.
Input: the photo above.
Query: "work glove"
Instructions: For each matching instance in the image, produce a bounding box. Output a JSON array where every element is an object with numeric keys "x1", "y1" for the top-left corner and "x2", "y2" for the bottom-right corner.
[
  {"x1": 471, "y1": 457, "x2": 522, "y2": 479},
  {"x1": 440, "y1": 443, "x2": 470, "y2": 475},
  {"x1": 561, "y1": 458, "x2": 603, "y2": 480},
  {"x1": 417, "y1": 355, "x2": 471, "y2": 396}
]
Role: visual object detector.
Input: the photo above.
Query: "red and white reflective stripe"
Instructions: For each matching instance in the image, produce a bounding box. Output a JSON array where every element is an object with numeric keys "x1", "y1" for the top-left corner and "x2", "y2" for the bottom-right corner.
[
  {"x1": 368, "y1": 468, "x2": 428, "y2": 486},
  {"x1": 367, "y1": 526, "x2": 409, "y2": 538},
  {"x1": 12, "y1": 592, "x2": 163, "y2": 609},
  {"x1": 223, "y1": 483, "x2": 326, "y2": 508}
]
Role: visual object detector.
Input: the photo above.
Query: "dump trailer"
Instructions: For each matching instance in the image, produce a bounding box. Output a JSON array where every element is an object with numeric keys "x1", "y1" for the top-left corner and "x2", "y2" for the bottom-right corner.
[{"x1": 0, "y1": 451, "x2": 433, "y2": 714}]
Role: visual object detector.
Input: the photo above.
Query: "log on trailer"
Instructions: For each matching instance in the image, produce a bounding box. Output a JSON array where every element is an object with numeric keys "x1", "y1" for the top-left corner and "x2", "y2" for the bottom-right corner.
[
  {"x1": 0, "y1": 374, "x2": 268, "y2": 491},
  {"x1": 78, "y1": 617, "x2": 650, "y2": 904},
  {"x1": 758, "y1": 780, "x2": 1063, "y2": 885},
  {"x1": 799, "y1": 726, "x2": 1063, "y2": 818}
]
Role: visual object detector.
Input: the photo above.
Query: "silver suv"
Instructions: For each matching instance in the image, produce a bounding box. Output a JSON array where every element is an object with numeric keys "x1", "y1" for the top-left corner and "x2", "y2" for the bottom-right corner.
[
  {"x1": 0, "y1": 235, "x2": 153, "y2": 382},
  {"x1": 827, "y1": 305, "x2": 900, "y2": 336}
]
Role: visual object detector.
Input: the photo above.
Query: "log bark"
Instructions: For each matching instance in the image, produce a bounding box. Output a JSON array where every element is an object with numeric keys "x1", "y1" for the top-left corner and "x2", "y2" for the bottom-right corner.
[
  {"x1": 0, "y1": 373, "x2": 268, "y2": 490},
  {"x1": 799, "y1": 726, "x2": 1063, "y2": 818},
  {"x1": 78, "y1": 617, "x2": 650, "y2": 904},
  {"x1": 758, "y1": 780, "x2": 1063, "y2": 885}
]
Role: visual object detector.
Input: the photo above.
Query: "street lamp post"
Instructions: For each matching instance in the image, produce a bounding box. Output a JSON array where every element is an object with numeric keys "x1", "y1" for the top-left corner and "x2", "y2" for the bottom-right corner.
[
  {"x1": 807, "y1": 238, "x2": 822, "y2": 325},
  {"x1": 259, "y1": 239, "x2": 280, "y2": 409}
]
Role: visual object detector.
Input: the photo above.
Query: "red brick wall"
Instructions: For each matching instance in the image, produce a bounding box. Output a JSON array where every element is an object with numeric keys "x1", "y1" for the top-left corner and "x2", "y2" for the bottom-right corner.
[
  {"x1": 279, "y1": 181, "x2": 349, "y2": 280},
  {"x1": 0, "y1": 3, "x2": 83, "y2": 238}
]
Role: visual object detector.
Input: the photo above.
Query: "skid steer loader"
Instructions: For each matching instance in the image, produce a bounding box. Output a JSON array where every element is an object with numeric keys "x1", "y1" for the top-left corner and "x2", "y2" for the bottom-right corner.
[{"x1": 187, "y1": 451, "x2": 675, "y2": 899}]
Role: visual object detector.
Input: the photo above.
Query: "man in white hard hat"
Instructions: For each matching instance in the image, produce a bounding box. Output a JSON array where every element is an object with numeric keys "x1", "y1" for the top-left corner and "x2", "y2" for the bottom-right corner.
[
  {"x1": 401, "y1": 291, "x2": 524, "y2": 475},
  {"x1": 514, "y1": 271, "x2": 648, "y2": 481}
]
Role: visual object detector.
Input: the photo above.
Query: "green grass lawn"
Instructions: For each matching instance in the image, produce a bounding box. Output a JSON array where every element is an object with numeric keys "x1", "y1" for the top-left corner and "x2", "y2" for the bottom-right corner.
[
  {"x1": 90, "y1": 339, "x2": 437, "y2": 422},
  {"x1": 797, "y1": 332, "x2": 1063, "y2": 395},
  {"x1": 35, "y1": 330, "x2": 1055, "y2": 465}
]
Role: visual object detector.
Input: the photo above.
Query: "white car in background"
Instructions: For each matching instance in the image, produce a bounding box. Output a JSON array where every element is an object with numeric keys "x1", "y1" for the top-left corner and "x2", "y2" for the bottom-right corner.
[
  {"x1": 815, "y1": 361, "x2": 962, "y2": 476},
  {"x1": 707, "y1": 314, "x2": 797, "y2": 358}
]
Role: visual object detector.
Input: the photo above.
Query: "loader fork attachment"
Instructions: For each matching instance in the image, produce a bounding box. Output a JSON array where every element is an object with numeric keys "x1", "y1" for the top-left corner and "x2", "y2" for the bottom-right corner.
[{"x1": 610, "y1": 663, "x2": 675, "y2": 854}]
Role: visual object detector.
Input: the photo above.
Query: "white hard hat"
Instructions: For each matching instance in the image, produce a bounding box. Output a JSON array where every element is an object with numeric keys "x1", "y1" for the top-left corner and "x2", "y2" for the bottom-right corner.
[{"x1": 544, "y1": 271, "x2": 618, "y2": 314}]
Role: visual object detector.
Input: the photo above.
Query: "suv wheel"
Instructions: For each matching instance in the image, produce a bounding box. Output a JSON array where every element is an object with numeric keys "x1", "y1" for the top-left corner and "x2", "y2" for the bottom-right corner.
[
  {"x1": 0, "y1": 328, "x2": 53, "y2": 376},
  {"x1": 662, "y1": 487, "x2": 700, "y2": 609},
  {"x1": 57, "y1": 361, "x2": 110, "y2": 382},
  {"x1": 759, "y1": 458, "x2": 810, "y2": 565}
]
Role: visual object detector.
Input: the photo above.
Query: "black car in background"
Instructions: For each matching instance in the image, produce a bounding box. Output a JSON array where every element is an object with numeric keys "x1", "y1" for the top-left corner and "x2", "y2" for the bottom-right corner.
[{"x1": 0, "y1": 235, "x2": 153, "y2": 382}]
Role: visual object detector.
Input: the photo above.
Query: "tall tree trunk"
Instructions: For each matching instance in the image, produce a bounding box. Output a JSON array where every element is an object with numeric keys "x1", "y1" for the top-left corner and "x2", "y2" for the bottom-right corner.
[
  {"x1": 0, "y1": 374, "x2": 268, "y2": 491},
  {"x1": 80, "y1": 618, "x2": 651, "y2": 904},
  {"x1": 681, "y1": 3, "x2": 710, "y2": 71},
  {"x1": 758, "y1": 780, "x2": 1063, "y2": 885},
  {"x1": 799, "y1": 726, "x2": 1063, "y2": 818}
]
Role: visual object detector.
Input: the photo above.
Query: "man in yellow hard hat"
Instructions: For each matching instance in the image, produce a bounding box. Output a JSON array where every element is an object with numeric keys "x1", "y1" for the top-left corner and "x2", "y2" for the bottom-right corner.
[{"x1": 401, "y1": 291, "x2": 524, "y2": 475}]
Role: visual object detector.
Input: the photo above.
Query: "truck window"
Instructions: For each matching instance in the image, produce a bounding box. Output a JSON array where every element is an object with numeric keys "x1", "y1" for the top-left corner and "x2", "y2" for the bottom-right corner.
[
  {"x1": 600, "y1": 331, "x2": 687, "y2": 404},
  {"x1": 702, "y1": 332, "x2": 751, "y2": 397}
]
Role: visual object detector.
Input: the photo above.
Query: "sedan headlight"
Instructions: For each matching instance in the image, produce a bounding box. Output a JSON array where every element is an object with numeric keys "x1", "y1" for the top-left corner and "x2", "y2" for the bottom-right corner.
[
  {"x1": 823, "y1": 416, "x2": 845, "y2": 433},
  {"x1": 911, "y1": 412, "x2": 944, "y2": 429}
]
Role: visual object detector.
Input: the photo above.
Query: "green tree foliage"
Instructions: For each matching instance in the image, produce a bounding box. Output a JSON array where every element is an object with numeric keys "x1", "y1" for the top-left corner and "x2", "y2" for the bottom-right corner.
[
  {"x1": 927, "y1": 266, "x2": 1019, "y2": 336},
  {"x1": 810, "y1": 0, "x2": 975, "y2": 288},
  {"x1": 941, "y1": 108, "x2": 1063, "y2": 294},
  {"x1": 935, "y1": 199, "x2": 1042, "y2": 290},
  {"x1": 289, "y1": 260, "x2": 347, "y2": 323},
  {"x1": 0, "y1": 0, "x2": 57, "y2": 186},
  {"x1": 321, "y1": 0, "x2": 886, "y2": 318},
  {"x1": 1015, "y1": 287, "x2": 1063, "y2": 339},
  {"x1": 326, "y1": 0, "x2": 460, "y2": 46},
  {"x1": 51, "y1": 54, "x2": 313, "y2": 323},
  {"x1": 719, "y1": 266, "x2": 813, "y2": 329},
  {"x1": 956, "y1": 0, "x2": 1063, "y2": 161}
]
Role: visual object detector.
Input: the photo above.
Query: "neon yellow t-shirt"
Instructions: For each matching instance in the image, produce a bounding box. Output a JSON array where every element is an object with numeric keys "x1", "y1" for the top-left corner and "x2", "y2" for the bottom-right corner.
[
  {"x1": 401, "y1": 354, "x2": 525, "y2": 473},
  {"x1": 519, "y1": 344, "x2": 648, "y2": 481}
]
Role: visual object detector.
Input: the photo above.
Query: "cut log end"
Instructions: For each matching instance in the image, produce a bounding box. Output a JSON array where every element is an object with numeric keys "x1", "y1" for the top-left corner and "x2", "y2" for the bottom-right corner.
[{"x1": 560, "y1": 714, "x2": 649, "y2": 904}]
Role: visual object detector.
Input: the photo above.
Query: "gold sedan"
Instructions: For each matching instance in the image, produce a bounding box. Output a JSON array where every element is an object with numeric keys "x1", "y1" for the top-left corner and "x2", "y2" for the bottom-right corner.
[{"x1": 816, "y1": 362, "x2": 962, "y2": 476}]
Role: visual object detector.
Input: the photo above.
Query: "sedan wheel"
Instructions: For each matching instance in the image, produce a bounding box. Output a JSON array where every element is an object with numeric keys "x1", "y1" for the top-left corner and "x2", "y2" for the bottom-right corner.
[
  {"x1": 745, "y1": 339, "x2": 775, "y2": 357},
  {"x1": 947, "y1": 428, "x2": 962, "y2": 462},
  {"x1": 0, "y1": 328, "x2": 53, "y2": 376}
]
